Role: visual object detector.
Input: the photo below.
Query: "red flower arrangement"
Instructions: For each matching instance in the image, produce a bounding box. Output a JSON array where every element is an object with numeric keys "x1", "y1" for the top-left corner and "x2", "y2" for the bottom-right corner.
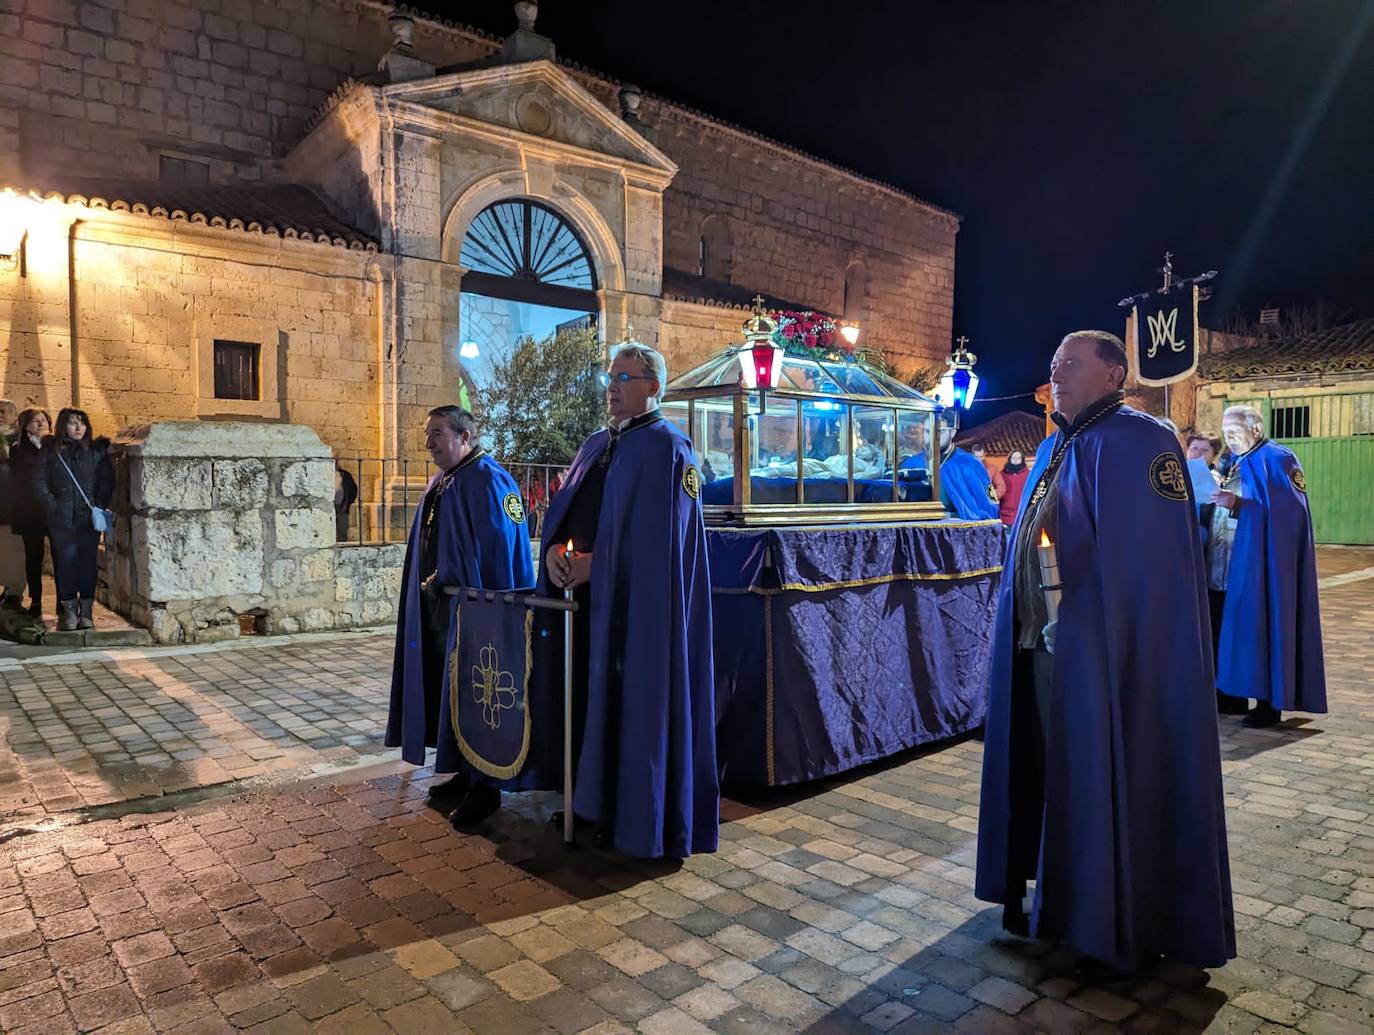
[{"x1": 771, "y1": 309, "x2": 854, "y2": 360}]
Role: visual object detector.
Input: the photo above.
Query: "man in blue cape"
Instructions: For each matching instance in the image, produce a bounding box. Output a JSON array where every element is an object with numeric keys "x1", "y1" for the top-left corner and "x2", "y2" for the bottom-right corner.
[
  {"x1": 1212, "y1": 404, "x2": 1326, "y2": 727},
  {"x1": 386, "y1": 406, "x2": 535, "y2": 825},
  {"x1": 939, "y1": 413, "x2": 999, "y2": 520},
  {"x1": 538, "y1": 341, "x2": 718, "y2": 860},
  {"x1": 976, "y1": 330, "x2": 1234, "y2": 975}
]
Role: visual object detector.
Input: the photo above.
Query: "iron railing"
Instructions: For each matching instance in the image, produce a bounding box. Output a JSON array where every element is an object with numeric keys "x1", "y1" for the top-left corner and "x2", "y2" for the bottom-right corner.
[{"x1": 331, "y1": 457, "x2": 569, "y2": 546}]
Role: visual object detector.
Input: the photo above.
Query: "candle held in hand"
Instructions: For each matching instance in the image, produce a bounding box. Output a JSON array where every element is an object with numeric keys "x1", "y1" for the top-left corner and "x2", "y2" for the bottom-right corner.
[
  {"x1": 563, "y1": 540, "x2": 574, "y2": 599},
  {"x1": 1036, "y1": 529, "x2": 1061, "y2": 624}
]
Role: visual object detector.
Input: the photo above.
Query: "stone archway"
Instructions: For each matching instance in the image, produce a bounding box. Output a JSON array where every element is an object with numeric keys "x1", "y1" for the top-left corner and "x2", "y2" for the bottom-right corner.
[{"x1": 440, "y1": 169, "x2": 626, "y2": 295}]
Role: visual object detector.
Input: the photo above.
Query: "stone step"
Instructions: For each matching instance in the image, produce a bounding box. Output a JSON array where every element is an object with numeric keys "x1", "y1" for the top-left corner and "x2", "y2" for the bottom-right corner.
[{"x1": 0, "y1": 601, "x2": 153, "y2": 649}]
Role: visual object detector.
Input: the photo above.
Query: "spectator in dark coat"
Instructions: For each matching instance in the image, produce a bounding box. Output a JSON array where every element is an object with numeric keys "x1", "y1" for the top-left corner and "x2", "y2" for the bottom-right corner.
[
  {"x1": 334, "y1": 463, "x2": 360, "y2": 542},
  {"x1": 997, "y1": 449, "x2": 1031, "y2": 526},
  {"x1": 33, "y1": 408, "x2": 113, "y2": 631},
  {"x1": 0, "y1": 399, "x2": 24, "y2": 610},
  {"x1": 9, "y1": 408, "x2": 53, "y2": 618}
]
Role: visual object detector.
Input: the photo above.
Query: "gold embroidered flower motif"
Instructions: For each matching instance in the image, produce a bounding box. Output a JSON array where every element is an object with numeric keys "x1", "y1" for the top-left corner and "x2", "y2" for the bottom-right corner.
[{"x1": 471, "y1": 643, "x2": 516, "y2": 730}]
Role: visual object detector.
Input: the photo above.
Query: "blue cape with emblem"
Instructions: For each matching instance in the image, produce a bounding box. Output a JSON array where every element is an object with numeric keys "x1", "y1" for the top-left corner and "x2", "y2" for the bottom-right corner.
[
  {"x1": 1216, "y1": 440, "x2": 1326, "y2": 712},
  {"x1": 942, "y1": 447, "x2": 999, "y2": 520},
  {"x1": 536, "y1": 417, "x2": 719, "y2": 859},
  {"x1": 976, "y1": 406, "x2": 1235, "y2": 970},
  {"x1": 386, "y1": 453, "x2": 535, "y2": 775}
]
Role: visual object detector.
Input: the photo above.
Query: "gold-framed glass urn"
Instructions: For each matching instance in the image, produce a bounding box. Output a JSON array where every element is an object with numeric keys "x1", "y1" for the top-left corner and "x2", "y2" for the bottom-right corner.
[{"x1": 662, "y1": 303, "x2": 945, "y2": 526}]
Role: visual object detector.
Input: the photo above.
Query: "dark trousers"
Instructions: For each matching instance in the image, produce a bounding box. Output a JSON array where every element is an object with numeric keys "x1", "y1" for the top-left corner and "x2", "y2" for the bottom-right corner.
[
  {"x1": 50, "y1": 528, "x2": 100, "y2": 601},
  {"x1": 22, "y1": 532, "x2": 51, "y2": 604},
  {"x1": 420, "y1": 592, "x2": 449, "y2": 748},
  {"x1": 1006, "y1": 645, "x2": 1054, "y2": 896},
  {"x1": 1207, "y1": 589, "x2": 1226, "y2": 665}
]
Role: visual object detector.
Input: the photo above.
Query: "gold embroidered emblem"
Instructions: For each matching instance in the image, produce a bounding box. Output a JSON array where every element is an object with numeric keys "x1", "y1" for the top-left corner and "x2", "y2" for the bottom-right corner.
[
  {"x1": 502, "y1": 492, "x2": 525, "y2": 524},
  {"x1": 1149, "y1": 452, "x2": 1189, "y2": 501},
  {"x1": 683, "y1": 464, "x2": 701, "y2": 499},
  {"x1": 472, "y1": 643, "x2": 517, "y2": 730},
  {"x1": 986, "y1": 482, "x2": 999, "y2": 504},
  {"x1": 1290, "y1": 467, "x2": 1307, "y2": 493}
]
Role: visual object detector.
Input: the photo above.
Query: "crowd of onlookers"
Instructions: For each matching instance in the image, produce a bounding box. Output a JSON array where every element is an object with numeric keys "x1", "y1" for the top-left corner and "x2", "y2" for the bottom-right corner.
[{"x1": 0, "y1": 400, "x2": 115, "y2": 632}]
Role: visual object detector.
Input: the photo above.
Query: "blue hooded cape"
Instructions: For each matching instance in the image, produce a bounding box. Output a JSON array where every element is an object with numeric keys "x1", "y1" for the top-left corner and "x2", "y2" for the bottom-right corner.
[
  {"x1": 536, "y1": 416, "x2": 719, "y2": 859},
  {"x1": 386, "y1": 453, "x2": 535, "y2": 775},
  {"x1": 975, "y1": 406, "x2": 1235, "y2": 970},
  {"x1": 942, "y1": 447, "x2": 999, "y2": 520},
  {"x1": 1217, "y1": 440, "x2": 1326, "y2": 712}
]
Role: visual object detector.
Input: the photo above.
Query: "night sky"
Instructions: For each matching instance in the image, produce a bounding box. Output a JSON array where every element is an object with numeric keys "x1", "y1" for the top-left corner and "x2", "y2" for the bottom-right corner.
[{"x1": 434, "y1": 0, "x2": 1374, "y2": 416}]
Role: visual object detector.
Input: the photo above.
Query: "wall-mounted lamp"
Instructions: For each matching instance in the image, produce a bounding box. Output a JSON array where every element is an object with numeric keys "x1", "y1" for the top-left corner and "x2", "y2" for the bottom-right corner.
[
  {"x1": 0, "y1": 189, "x2": 35, "y2": 265},
  {"x1": 839, "y1": 321, "x2": 861, "y2": 348}
]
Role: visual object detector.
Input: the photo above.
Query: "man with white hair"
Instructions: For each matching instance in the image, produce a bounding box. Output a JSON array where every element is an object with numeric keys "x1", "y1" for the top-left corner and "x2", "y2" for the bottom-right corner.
[
  {"x1": 1211, "y1": 404, "x2": 1326, "y2": 727},
  {"x1": 977, "y1": 330, "x2": 1233, "y2": 975},
  {"x1": 537, "y1": 341, "x2": 718, "y2": 859}
]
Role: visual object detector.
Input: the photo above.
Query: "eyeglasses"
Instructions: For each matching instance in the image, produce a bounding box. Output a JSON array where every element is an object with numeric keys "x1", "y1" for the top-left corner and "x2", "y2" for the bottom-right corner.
[{"x1": 597, "y1": 371, "x2": 658, "y2": 387}]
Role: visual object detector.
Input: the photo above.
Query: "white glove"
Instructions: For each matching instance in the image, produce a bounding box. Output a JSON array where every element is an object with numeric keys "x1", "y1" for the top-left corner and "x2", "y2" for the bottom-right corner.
[{"x1": 1042, "y1": 620, "x2": 1057, "y2": 655}]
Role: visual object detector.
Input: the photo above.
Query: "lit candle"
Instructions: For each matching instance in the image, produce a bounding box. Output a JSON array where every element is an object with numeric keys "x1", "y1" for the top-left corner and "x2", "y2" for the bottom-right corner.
[
  {"x1": 563, "y1": 539, "x2": 575, "y2": 601},
  {"x1": 1037, "y1": 529, "x2": 1061, "y2": 624}
]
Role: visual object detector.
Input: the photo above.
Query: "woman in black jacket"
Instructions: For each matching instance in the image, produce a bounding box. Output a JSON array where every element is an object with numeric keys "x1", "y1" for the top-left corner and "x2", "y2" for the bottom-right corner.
[
  {"x1": 9, "y1": 408, "x2": 52, "y2": 619},
  {"x1": 33, "y1": 408, "x2": 113, "y2": 631}
]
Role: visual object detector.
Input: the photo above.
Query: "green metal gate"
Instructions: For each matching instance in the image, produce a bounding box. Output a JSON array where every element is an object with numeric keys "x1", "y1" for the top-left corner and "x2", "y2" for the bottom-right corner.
[{"x1": 1229, "y1": 392, "x2": 1374, "y2": 545}]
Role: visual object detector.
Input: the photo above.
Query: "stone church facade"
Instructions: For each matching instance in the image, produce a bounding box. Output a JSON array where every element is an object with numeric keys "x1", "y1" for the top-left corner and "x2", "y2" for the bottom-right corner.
[{"x1": 0, "y1": 0, "x2": 960, "y2": 467}]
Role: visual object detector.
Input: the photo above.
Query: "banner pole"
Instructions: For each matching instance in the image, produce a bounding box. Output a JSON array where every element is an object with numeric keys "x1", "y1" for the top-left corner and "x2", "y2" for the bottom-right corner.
[{"x1": 562, "y1": 543, "x2": 576, "y2": 846}]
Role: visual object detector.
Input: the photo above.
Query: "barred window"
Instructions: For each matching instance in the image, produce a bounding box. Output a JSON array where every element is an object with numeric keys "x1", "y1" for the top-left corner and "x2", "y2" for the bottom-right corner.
[{"x1": 213, "y1": 340, "x2": 260, "y2": 401}]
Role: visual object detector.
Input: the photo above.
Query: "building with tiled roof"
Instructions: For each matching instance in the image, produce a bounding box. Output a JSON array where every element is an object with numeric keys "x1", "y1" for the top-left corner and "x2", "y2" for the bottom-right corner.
[
  {"x1": 954, "y1": 410, "x2": 1048, "y2": 464},
  {"x1": 1190, "y1": 317, "x2": 1374, "y2": 545},
  {"x1": 1199, "y1": 318, "x2": 1374, "y2": 380},
  {"x1": 0, "y1": 0, "x2": 960, "y2": 464}
]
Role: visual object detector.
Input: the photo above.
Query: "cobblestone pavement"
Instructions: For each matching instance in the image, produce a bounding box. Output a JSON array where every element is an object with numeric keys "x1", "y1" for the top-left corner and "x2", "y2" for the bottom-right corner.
[
  {"x1": 0, "y1": 552, "x2": 1371, "y2": 1033},
  {"x1": 0, "y1": 632, "x2": 393, "y2": 820}
]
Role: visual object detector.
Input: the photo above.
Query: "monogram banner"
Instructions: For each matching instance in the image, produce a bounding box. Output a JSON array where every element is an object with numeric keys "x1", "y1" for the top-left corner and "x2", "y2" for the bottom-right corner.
[
  {"x1": 1132, "y1": 282, "x2": 1199, "y2": 386},
  {"x1": 451, "y1": 595, "x2": 534, "y2": 780}
]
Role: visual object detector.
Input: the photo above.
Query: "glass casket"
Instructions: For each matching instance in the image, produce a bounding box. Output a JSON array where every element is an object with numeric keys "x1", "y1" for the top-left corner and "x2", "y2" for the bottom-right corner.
[{"x1": 661, "y1": 311, "x2": 945, "y2": 526}]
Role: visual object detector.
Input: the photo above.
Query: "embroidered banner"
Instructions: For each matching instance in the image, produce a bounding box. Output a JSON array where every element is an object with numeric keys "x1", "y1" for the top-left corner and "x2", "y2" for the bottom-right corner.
[
  {"x1": 1132, "y1": 282, "x2": 1199, "y2": 386},
  {"x1": 451, "y1": 595, "x2": 534, "y2": 780}
]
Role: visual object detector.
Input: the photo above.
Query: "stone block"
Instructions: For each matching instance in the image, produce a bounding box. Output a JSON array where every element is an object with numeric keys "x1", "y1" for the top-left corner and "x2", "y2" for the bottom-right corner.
[
  {"x1": 274, "y1": 509, "x2": 333, "y2": 551},
  {"x1": 212, "y1": 460, "x2": 268, "y2": 508},
  {"x1": 335, "y1": 576, "x2": 355, "y2": 602},
  {"x1": 270, "y1": 559, "x2": 299, "y2": 589},
  {"x1": 300, "y1": 550, "x2": 333, "y2": 582},
  {"x1": 131, "y1": 458, "x2": 212, "y2": 511},
  {"x1": 280, "y1": 459, "x2": 334, "y2": 501},
  {"x1": 300, "y1": 609, "x2": 335, "y2": 632},
  {"x1": 142, "y1": 511, "x2": 264, "y2": 599},
  {"x1": 114, "y1": 421, "x2": 331, "y2": 459}
]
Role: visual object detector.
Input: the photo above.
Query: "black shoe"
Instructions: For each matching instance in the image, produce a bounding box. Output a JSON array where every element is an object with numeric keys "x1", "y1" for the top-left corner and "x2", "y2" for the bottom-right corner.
[
  {"x1": 427, "y1": 774, "x2": 471, "y2": 801},
  {"x1": 1217, "y1": 691, "x2": 1250, "y2": 715},
  {"x1": 2, "y1": 595, "x2": 23, "y2": 612},
  {"x1": 25, "y1": 603, "x2": 41, "y2": 619},
  {"x1": 450, "y1": 786, "x2": 501, "y2": 828},
  {"x1": 1243, "y1": 703, "x2": 1282, "y2": 728}
]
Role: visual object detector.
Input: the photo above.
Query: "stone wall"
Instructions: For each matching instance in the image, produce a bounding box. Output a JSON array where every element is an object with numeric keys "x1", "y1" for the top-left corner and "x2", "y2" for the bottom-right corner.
[
  {"x1": 659, "y1": 299, "x2": 756, "y2": 379},
  {"x1": 105, "y1": 421, "x2": 401, "y2": 643},
  {"x1": 0, "y1": 0, "x2": 490, "y2": 184},
  {"x1": 3, "y1": 0, "x2": 959, "y2": 386},
  {"x1": 0, "y1": 202, "x2": 384, "y2": 461}
]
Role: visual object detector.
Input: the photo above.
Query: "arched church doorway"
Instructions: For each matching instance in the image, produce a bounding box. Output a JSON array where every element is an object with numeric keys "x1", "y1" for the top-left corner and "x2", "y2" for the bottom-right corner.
[{"x1": 457, "y1": 198, "x2": 599, "y2": 388}]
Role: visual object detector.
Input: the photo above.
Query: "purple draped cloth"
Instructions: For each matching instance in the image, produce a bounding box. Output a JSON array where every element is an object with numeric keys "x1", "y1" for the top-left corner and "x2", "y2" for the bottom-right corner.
[{"x1": 710, "y1": 520, "x2": 1003, "y2": 786}]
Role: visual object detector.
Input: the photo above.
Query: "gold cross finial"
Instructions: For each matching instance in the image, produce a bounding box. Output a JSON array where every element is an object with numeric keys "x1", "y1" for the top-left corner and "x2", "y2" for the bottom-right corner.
[
  {"x1": 956, "y1": 335, "x2": 970, "y2": 349},
  {"x1": 752, "y1": 294, "x2": 766, "y2": 311}
]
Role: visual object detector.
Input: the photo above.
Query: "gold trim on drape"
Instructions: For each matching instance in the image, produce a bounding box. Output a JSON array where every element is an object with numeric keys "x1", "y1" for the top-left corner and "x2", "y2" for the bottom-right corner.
[{"x1": 451, "y1": 606, "x2": 534, "y2": 781}]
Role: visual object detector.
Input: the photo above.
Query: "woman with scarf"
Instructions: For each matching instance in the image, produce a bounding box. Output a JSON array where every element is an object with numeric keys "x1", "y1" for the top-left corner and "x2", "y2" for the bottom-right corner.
[{"x1": 998, "y1": 449, "x2": 1031, "y2": 526}]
